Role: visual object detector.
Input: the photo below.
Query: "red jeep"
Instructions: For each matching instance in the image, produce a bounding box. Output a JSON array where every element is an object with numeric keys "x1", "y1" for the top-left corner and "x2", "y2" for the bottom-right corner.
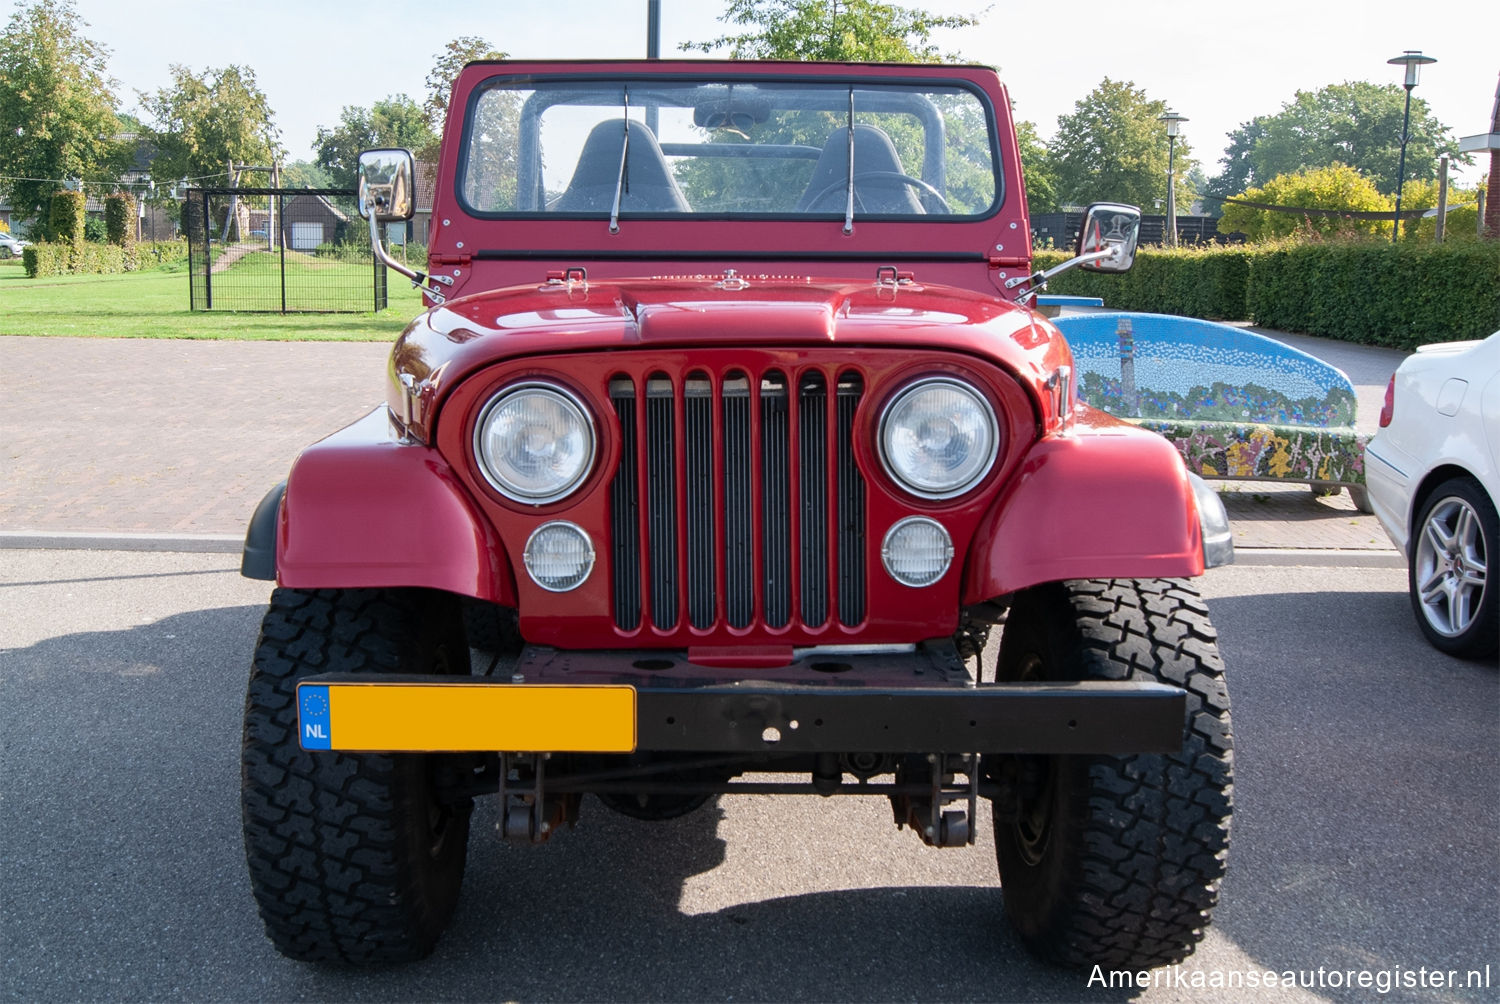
[{"x1": 240, "y1": 59, "x2": 1233, "y2": 969}]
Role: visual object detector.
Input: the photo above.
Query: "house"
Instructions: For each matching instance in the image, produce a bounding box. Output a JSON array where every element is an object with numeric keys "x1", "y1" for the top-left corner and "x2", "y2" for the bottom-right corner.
[{"x1": 280, "y1": 193, "x2": 351, "y2": 250}]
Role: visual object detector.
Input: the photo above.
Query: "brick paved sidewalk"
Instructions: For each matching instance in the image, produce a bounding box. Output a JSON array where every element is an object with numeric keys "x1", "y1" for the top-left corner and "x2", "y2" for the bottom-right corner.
[
  {"x1": 0, "y1": 336, "x2": 388, "y2": 536},
  {"x1": 0, "y1": 334, "x2": 1400, "y2": 553}
]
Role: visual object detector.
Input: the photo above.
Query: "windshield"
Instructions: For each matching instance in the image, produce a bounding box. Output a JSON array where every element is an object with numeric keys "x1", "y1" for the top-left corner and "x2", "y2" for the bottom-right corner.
[{"x1": 459, "y1": 76, "x2": 1000, "y2": 220}]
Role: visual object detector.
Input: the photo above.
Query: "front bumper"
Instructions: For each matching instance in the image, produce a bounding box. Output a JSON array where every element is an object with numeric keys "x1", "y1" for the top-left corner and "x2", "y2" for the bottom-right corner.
[{"x1": 296, "y1": 643, "x2": 1186, "y2": 756}]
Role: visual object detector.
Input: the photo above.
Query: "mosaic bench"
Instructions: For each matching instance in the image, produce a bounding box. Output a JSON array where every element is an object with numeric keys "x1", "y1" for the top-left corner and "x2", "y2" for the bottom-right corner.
[{"x1": 1053, "y1": 312, "x2": 1369, "y2": 509}]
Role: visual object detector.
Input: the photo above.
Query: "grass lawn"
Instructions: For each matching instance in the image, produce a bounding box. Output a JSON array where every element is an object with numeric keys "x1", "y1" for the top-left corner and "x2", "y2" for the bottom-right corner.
[{"x1": 0, "y1": 257, "x2": 424, "y2": 340}]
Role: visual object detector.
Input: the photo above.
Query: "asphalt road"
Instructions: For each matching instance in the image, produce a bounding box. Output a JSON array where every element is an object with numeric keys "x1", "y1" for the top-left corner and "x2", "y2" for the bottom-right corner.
[{"x1": 1, "y1": 550, "x2": 1496, "y2": 1003}]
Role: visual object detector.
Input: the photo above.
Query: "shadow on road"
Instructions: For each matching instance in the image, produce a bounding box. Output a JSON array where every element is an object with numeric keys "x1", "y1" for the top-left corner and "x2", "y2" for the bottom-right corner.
[{"x1": 2, "y1": 586, "x2": 1495, "y2": 1001}]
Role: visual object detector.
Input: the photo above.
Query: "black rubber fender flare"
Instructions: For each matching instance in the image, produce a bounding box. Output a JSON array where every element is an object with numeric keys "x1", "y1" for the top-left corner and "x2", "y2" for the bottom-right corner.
[{"x1": 241, "y1": 480, "x2": 286, "y2": 581}]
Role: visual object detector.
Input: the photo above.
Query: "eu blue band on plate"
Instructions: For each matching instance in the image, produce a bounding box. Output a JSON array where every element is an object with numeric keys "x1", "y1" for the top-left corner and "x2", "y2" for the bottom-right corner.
[{"x1": 299, "y1": 684, "x2": 332, "y2": 750}]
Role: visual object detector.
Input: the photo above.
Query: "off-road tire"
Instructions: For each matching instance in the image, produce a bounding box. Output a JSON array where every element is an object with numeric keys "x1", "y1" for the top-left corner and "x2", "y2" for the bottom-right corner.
[
  {"x1": 992, "y1": 578, "x2": 1232, "y2": 969},
  {"x1": 461, "y1": 598, "x2": 524, "y2": 657},
  {"x1": 1408, "y1": 476, "x2": 1498, "y2": 660},
  {"x1": 241, "y1": 587, "x2": 473, "y2": 964}
]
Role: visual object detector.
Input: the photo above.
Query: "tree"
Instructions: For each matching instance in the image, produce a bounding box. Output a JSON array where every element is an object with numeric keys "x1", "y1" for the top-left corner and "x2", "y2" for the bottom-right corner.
[
  {"x1": 1216, "y1": 164, "x2": 1391, "y2": 241},
  {"x1": 142, "y1": 64, "x2": 280, "y2": 187},
  {"x1": 1049, "y1": 78, "x2": 1195, "y2": 213},
  {"x1": 313, "y1": 95, "x2": 436, "y2": 188},
  {"x1": 279, "y1": 160, "x2": 333, "y2": 189},
  {"x1": 682, "y1": 0, "x2": 979, "y2": 61},
  {"x1": 1207, "y1": 82, "x2": 1462, "y2": 199},
  {"x1": 424, "y1": 36, "x2": 507, "y2": 136},
  {"x1": 0, "y1": 0, "x2": 125, "y2": 225},
  {"x1": 1015, "y1": 118, "x2": 1058, "y2": 214},
  {"x1": 1201, "y1": 117, "x2": 1266, "y2": 208},
  {"x1": 1397, "y1": 177, "x2": 1484, "y2": 243}
]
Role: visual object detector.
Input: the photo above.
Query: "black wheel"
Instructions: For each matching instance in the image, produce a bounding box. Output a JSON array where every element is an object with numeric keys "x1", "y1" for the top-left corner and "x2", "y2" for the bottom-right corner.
[
  {"x1": 1408, "y1": 476, "x2": 1497, "y2": 660},
  {"x1": 461, "y1": 598, "x2": 523, "y2": 657},
  {"x1": 241, "y1": 588, "x2": 473, "y2": 964},
  {"x1": 991, "y1": 579, "x2": 1232, "y2": 969}
]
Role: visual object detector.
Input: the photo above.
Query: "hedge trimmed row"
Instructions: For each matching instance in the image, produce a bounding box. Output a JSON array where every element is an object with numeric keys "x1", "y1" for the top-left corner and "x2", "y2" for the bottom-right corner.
[
  {"x1": 104, "y1": 193, "x2": 137, "y2": 260},
  {"x1": 22, "y1": 242, "x2": 133, "y2": 278},
  {"x1": 1035, "y1": 240, "x2": 1500, "y2": 349},
  {"x1": 1033, "y1": 245, "x2": 1252, "y2": 322}
]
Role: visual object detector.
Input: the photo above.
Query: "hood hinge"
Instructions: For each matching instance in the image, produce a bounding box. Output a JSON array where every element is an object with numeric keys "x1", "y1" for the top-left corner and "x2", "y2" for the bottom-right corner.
[{"x1": 432, "y1": 251, "x2": 472, "y2": 267}]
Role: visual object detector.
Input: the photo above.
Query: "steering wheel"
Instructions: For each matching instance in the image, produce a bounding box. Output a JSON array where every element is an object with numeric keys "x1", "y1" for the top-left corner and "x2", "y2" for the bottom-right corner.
[{"x1": 804, "y1": 171, "x2": 952, "y2": 214}]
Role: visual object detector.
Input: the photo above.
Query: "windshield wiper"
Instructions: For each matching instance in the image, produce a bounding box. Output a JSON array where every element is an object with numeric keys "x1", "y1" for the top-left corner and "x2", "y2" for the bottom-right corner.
[
  {"x1": 610, "y1": 88, "x2": 631, "y2": 234},
  {"x1": 843, "y1": 86, "x2": 855, "y2": 235}
]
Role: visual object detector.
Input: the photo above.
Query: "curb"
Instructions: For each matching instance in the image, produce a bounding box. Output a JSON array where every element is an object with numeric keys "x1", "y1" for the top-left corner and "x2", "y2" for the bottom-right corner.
[
  {"x1": 1, "y1": 530, "x2": 1406, "y2": 569},
  {"x1": 1228, "y1": 547, "x2": 1405, "y2": 569},
  {"x1": 0, "y1": 531, "x2": 242, "y2": 554}
]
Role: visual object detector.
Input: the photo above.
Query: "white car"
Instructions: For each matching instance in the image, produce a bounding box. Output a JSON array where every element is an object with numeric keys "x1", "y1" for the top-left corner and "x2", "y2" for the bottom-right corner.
[
  {"x1": 0, "y1": 231, "x2": 30, "y2": 258},
  {"x1": 1366, "y1": 332, "x2": 1499, "y2": 660}
]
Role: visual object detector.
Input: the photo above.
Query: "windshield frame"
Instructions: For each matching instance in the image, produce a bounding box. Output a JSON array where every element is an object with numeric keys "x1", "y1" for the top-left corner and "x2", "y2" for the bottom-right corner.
[{"x1": 452, "y1": 70, "x2": 1005, "y2": 224}]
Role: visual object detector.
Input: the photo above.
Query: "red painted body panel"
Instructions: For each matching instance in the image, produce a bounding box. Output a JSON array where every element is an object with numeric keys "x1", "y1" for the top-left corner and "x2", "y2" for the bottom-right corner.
[
  {"x1": 426, "y1": 61, "x2": 1032, "y2": 302},
  {"x1": 961, "y1": 405, "x2": 1205, "y2": 602},
  {"x1": 276, "y1": 409, "x2": 516, "y2": 604},
  {"x1": 269, "y1": 59, "x2": 1207, "y2": 642},
  {"x1": 386, "y1": 278, "x2": 1069, "y2": 446},
  {"x1": 433, "y1": 347, "x2": 1037, "y2": 648}
]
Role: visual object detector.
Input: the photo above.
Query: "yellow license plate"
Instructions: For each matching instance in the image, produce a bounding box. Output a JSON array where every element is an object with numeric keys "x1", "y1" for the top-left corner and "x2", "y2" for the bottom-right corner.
[{"x1": 296, "y1": 682, "x2": 636, "y2": 753}]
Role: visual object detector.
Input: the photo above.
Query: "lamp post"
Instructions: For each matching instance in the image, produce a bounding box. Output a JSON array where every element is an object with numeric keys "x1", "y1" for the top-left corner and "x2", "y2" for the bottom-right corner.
[
  {"x1": 1387, "y1": 50, "x2": 1436, "y2": 243},
  {"x1": 1158, "y1": 110, "x2": 1187, "y2": 247}
]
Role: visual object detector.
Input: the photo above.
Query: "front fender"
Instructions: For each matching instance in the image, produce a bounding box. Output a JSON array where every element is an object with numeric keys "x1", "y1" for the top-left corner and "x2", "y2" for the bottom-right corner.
[
  {"x1": 961, "y1": 417, "x2": 1209, "y2": 602},
  {"x1": 272, "y1": 408, "x2": 516, "y2": 604}
]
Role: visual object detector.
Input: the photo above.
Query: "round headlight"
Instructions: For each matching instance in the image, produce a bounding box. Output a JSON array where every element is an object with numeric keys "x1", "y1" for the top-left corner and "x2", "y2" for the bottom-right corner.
[
  {"x1": 879, "y1": 378, "x2": 998, "y2": 499},
  {"x1": 474, "y1": 383, "x2": 596, "y2": 503},
  {"x1": 882, "y1": 517, "x2": 953, "y2": 587},
  {"x1": 524, "y1": 521, "x2": 596, "y2": 592}
]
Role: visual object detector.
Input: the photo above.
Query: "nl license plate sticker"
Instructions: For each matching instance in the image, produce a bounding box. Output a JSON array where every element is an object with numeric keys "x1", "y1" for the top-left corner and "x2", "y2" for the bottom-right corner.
[{"x1": 296, "y1": 681, "x2": 636, "y2": 753}]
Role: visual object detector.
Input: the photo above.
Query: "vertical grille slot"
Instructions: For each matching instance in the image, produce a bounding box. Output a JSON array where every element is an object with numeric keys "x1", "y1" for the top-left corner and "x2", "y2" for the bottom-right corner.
[
  {"x1": 609, "y1": 363, "x2": 866, "y2": 635},
  {"x1": 646, "y1": 374, "x2": 678, "y2": 630},
  {"x1": 760, "y1": 372, "x2": 791, "y2": 628},
  {"x1": 837, "y1": 372, "x2": 867, "y2": 626},
  {"x1": 609, "y1": 377, "x2": 640, "y2": 630},
  {"x1": 723, "y1": 372, "x2": 754, "y2": 628},
  {"x1": 684, "y1": 373, "x2": 715, "y2": 629},
  {"x1": 798, "y1": 372, "x2": 829, "y2": 627}
]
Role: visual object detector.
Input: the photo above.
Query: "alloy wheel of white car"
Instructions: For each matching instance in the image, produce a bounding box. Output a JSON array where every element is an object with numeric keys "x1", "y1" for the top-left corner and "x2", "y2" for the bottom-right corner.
[{"x1": 1409, "y1": 477, "x2": 1496, "y2": 658}]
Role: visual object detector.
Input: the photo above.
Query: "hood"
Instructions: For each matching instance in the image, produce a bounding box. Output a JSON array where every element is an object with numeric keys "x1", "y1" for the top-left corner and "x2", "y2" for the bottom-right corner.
[{"x1": 388, "y1": 274, "x2": 1071, "y2": 441}]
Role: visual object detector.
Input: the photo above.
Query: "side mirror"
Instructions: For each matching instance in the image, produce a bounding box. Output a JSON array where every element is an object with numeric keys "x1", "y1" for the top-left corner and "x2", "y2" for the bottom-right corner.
[
  {"x1": 357, "y1": 148, "x2": 415, "y2": 222},
  {"x1": 1075, "y1": 202, "x2": 1141, "y2": 273}
]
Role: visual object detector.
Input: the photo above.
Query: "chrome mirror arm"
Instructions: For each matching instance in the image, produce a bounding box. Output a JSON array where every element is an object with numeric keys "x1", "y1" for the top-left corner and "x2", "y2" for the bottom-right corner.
[
  {"x1": 366, "y1": 207, "x2": 451, "y2": 306},
  {"x1": 1006, "y1": 246, "x2": 1118, "y2": 301}
]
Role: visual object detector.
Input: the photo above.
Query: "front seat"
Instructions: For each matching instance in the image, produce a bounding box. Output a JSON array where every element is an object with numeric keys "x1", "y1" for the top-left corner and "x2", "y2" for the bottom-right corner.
[
  {"x1": 794, "y1": 124, "x2": 924, "y2": 215},
  {"x1": 554, "y1": 120, "x2": 690, "y2": 213}
]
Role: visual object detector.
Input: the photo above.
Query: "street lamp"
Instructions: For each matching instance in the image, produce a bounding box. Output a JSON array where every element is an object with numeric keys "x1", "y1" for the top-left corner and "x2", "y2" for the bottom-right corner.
[
  {"x1": 1158, "y1": 110, "x2": 1188, "y2": 247},
  {"x1": 1388, "y1": 50, "x2": 1436, "y2": 243}
]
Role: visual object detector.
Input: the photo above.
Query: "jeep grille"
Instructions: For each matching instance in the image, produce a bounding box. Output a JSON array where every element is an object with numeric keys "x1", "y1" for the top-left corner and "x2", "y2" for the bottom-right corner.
[{"x1": 610, "y1": 368, "x2": 866, "y2": 633}]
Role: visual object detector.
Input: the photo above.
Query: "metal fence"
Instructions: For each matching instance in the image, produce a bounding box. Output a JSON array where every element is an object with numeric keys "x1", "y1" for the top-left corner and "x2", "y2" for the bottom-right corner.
[
  {"x1": 185, "y1": 188, "x2": 387, "y2": 313},
  {"x1": 1031, "y1": 211, "x2": 1243, "y2": 249}
]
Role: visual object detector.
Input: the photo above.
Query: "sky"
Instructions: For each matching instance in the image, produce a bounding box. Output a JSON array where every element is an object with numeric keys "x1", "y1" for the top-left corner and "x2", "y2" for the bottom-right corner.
[{"x1": 55, "y1": 0, "x2": 1500, "y2": 187}]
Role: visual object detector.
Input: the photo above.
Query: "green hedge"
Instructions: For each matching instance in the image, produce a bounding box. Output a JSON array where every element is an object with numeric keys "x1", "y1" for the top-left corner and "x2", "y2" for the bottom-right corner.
[
  {"x1": 21, "y1": 243, "x2": 71, "y2": 278},
  {"x1": 104, "y1": 192, "x2": 138, "y2": 267},
  {"x1": 50, "y1": 190, "x2": 86, "y2": 253},
  {"x1": 139, "y1": 239, "x2": 189, "y2": 268},
  {"x1": 1035, "y1": 245, "x2": 1252, "y2": 321},
  {"x1": 1035, "y1": 241, "x2": 1500, "y2": 348},
  {"x1": 1245, "y1": 240, "x2": 1500, "y2": 348},
  {"x1": 20, "y1": 241, "x2": 133, "y2": 278}
]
